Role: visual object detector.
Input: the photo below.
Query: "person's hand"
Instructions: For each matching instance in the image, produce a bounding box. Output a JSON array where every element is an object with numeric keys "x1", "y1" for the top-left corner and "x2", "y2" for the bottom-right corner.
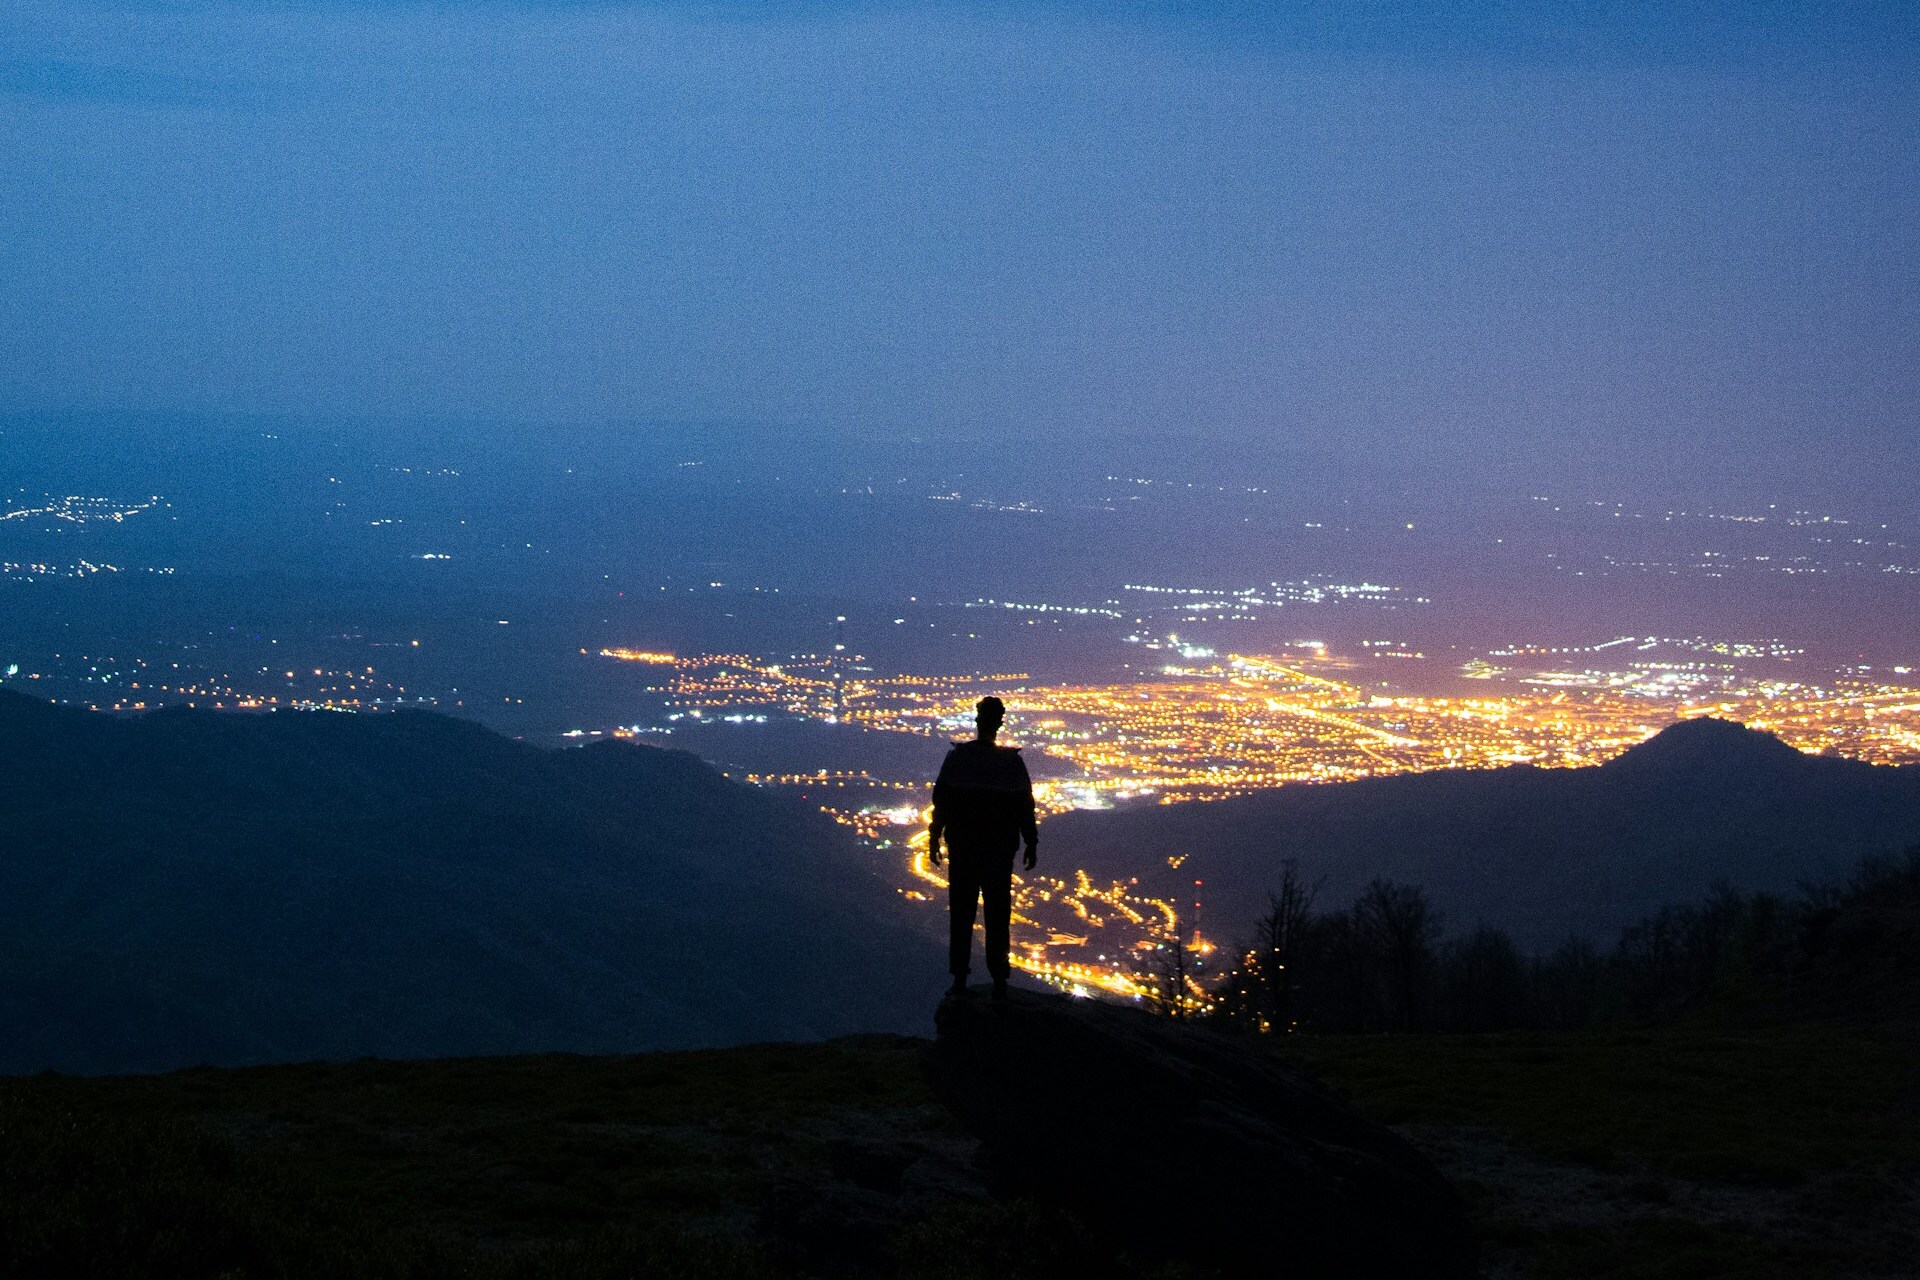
[
  {"x1": 928, "y1": 838, "x2": 941, "y2": 867},
  {"x1": 1023, "y1": 843, "x2": 1037, "y2": 871}
]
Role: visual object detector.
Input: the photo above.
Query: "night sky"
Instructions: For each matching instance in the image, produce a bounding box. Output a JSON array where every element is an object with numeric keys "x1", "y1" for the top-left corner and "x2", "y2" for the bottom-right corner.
[{"x1": 5, "y1": 2, "x2": 1916, "y2": 507}]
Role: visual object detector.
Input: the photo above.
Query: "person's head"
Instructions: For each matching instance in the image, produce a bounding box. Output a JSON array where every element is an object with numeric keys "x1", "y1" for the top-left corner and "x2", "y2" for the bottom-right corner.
[{"x1": 975, "y1": 695, "x2": 1005, "y2": 740}]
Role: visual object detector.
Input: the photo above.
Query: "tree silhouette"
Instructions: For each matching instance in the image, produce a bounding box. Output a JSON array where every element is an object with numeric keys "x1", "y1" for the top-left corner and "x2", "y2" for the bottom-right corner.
[
  {"x1": 1251, "y1": 859, "x2": 1321, "y2": 1032},
  {"x1": 1169, "y1": 845, "x2": 1920, "y2": 1035},
  {"x1": 1439, "y1": 925, "x2": 1529, "y2": 1031},
  {"x1": 1355, "y1": 880, "x2": 1441, "y2": 1032},
  {"x1": 1140, "y1": 919, "x2": 1195, "y2": 1018}
]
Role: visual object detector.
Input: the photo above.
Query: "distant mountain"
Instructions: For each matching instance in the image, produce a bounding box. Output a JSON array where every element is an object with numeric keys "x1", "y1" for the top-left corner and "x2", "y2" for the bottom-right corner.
[
  {"x1": 1040, "y1": 719, "x2": 1920, "y2": 950},
  {"x1": 0, "y1": 691, "x2": 943, "y2": 1074}
]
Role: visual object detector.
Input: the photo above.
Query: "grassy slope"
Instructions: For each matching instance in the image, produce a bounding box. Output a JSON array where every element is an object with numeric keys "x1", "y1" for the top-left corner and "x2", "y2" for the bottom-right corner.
[
  {"x1": 1285, "y1": 1019, "x2": 1920, "y2": 1279},
  {"x1": 3, "y1": 1020, "x2": 1916, "y2": 1279},
  {"x1": 2, "y1": 1038, "x2": 909, "y2": 1278}
]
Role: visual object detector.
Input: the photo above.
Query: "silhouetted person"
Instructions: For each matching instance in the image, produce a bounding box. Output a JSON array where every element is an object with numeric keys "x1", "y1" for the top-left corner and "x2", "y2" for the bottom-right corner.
[{"x1": 929, "y1": 696, "x2": 1037, "y2": 999}]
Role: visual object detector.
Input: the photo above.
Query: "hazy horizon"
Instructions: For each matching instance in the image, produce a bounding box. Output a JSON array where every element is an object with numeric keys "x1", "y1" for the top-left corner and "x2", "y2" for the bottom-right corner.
[
  {"x1": 7, "y1": 2, "x2": 1918, "y2": 512},
  {"x1": 5, "y1": 1, "x2": 1917, "y2": 770}
]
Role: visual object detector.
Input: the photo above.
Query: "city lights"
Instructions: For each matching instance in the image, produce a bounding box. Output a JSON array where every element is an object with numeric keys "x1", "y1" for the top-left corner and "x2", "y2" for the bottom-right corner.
[{"x1": 604, "y1": 636, "x2": 1920, "y2": 996}]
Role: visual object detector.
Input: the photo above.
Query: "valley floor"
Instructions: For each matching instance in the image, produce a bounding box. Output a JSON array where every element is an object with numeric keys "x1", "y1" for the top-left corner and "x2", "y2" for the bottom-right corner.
[{"x1": 2, "y1": 1018, "x2": 1915, "y2": 1278}]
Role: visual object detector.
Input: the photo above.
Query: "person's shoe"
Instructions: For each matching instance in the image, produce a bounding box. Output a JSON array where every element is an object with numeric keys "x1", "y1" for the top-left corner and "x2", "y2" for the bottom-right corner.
[
  {"x1": 947, "y1": 978, "x2": 969, "y2": 998},
  {"x1": 991, "y1": 979, "x2": 1008, "y2": 1002}
]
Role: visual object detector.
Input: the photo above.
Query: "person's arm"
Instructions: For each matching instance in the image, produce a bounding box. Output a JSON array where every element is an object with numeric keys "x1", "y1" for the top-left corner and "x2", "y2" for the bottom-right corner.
[
  {"x1": 928, "y1": 747, "x2": 951, "y2": 866},
  {"x1": 1016, "y1": 753, "x2": 1038, "y2": 870}
]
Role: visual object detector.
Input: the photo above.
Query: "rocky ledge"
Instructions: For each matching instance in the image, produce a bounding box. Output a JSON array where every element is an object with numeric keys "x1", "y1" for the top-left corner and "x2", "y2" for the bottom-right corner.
[{"x1": 924, "y1": 986, "x2": 1477, "y2": 1278}]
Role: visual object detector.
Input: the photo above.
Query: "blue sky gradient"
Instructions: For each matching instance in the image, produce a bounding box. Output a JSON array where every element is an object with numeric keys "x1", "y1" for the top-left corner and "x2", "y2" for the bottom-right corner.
[{"x1": 4, "y1": 2, "x2": 1915, "y2": 502}]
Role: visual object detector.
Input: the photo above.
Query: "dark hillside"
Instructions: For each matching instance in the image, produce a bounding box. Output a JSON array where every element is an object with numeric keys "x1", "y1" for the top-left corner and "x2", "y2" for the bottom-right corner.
[
  {"x1": 1040, "y1": 719, "x2": 1920, "y2": 948},
  {"x1": 0, "y1": 691, "x2": 942, "y2": 1074},
  {"x1": 3, "y1": 1017, "x2": 1914, "y2": 1279}
]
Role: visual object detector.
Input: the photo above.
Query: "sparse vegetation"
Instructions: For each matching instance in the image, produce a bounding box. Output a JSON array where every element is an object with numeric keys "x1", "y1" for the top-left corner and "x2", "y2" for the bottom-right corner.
[{"x1": 1206, "y1": 846, "x2": 1920, "y2": 1035}]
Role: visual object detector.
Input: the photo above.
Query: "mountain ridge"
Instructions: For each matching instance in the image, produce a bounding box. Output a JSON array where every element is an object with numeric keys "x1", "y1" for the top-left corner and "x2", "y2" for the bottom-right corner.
[
  {"x1": 1040, "y1": 718, "x2": 1920, "y2": 949},
  {"x1": 0, "y1": 690, "x2": 943, "y2": 1075},
  {"x1": 1601, "y1": 714, "x2": 1816, "y2": 774}
]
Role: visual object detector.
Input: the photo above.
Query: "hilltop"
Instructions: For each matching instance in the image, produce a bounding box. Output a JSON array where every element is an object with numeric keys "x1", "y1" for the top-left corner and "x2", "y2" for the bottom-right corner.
[
  {"x1": 4, "y1": 1012, "x2": 1914, "y2": 1279},
  {"x1": 1040, "y1": 718, "x2": 1920, "y2": 948},
  {"x1": 0, "y1": 691, "x2": 944, "y2": 1074}
]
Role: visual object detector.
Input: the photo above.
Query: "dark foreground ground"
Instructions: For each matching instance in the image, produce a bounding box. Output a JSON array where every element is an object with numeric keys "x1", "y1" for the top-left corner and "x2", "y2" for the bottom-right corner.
[{"x1": 3, "y1": 1017, "x2": 1916, "y2": 1280}]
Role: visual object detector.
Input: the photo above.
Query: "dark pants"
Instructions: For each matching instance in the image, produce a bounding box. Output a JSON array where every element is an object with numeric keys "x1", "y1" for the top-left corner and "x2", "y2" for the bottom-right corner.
[{"x1": 947, "y1": 845, "x2": 1014, "y2": 980}]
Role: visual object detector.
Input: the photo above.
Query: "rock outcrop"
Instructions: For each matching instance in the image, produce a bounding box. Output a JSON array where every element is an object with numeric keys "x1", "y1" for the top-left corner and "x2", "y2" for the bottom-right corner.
[{"x1": 924, "y1": 987, "x2": 1476, "y2": 1278}]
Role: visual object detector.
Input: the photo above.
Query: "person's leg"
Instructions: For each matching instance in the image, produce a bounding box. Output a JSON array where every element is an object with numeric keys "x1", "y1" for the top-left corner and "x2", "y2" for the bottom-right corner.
[
  {"x1": 947, "y1": 851, "x2": 980, "y2": 983},
  {"x1": 982, "y1": 856, "x2": 1013, "y2": 987}
]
